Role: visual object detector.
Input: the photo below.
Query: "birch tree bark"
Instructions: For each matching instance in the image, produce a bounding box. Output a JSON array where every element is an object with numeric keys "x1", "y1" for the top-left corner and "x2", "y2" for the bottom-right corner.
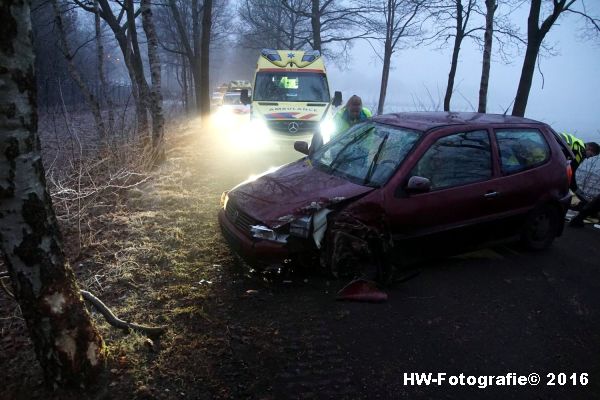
[
  {"x1": 0, "y1": 0, "x2": 105, "y2": 387},
  {"x1": 94, "y1": 0, "x2": 114, "y2": 133},
  {"x1": 141, "y1": 0, "x2": 165, "y2": 152}
]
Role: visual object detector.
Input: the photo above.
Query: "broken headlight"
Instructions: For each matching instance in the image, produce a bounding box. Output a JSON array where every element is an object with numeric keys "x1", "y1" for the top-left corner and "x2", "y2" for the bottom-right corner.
[
  {"x1": 290, "y1": 216, "x2": 312, "y2": 239},
  {"x1": 250, "y1": 225, "x2": 288, "y2": 243},
  {"x1": 220, "y1": 191, "x2": 229, "y2": 209}
]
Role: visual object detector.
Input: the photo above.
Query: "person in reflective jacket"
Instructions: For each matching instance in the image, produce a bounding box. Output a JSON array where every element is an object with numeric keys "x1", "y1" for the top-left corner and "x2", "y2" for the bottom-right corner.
[
  {"x1": 332, "y1": 95, "x2": 373, "y2": 137},
  {"x1": 309, "y1": 95, "x2": 372, "y2": 155},
  {"x1": 559, "y1": 132, "x2": 599, "y2": 202}
]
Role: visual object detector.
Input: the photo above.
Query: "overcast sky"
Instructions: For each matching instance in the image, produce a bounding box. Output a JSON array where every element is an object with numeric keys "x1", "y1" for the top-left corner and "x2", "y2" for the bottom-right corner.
[{"x1": 327, "y1": 2, "x2": 600, "y2": 142}]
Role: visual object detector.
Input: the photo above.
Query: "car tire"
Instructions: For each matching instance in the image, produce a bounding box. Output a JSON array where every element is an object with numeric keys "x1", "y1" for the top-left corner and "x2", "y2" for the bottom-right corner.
[{"x1": 520, "y1": 204, "x2": 561, "y2": 250}]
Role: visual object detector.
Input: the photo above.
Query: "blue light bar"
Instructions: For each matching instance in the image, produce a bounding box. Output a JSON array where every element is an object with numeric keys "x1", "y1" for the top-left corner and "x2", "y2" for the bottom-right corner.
[{"x1": 261, "y1": 49, "x2": 281, "y2": 62}]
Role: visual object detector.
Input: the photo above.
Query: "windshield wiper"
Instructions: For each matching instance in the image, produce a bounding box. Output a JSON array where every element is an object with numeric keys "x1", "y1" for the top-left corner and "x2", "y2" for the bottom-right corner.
[
  {"x1": 364, "y1": 133, "x2": 389, "y2": 185},
  {"x1": 327, "y1": 128, "x2": 374, "y2": 172}
]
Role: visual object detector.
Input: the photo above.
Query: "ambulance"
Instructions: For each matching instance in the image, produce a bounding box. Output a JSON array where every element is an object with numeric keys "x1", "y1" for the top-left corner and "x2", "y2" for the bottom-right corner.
[{"x1": 241, "y1": 49, "x2": 341, "y2": 142}]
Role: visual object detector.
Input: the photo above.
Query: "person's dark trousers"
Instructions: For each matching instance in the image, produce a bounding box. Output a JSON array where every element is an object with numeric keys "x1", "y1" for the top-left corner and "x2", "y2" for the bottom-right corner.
[{"x1": 570, "y1": 194, "x2": 600, "y2": 226}]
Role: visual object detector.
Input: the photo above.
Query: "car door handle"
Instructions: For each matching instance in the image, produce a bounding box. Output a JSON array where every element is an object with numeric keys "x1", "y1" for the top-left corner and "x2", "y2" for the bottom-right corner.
[{"x1": 484, "y1": 191, "x2": 500, "y2": 199}]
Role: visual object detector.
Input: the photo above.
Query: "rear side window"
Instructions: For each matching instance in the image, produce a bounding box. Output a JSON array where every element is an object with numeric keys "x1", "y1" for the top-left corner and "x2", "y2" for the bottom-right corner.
[
  {"x1": 411, "y1": 130, "x2": 492, "y2": 190},
  {"x1": 495, "y1": 129, "x2": 550, "y2": 175}
]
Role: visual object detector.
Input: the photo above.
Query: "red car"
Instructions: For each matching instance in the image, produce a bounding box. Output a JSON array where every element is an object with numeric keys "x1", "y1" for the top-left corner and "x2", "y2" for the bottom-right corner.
[{"x1": 219, "y1": 112, "x2": 573, "y2": 275}]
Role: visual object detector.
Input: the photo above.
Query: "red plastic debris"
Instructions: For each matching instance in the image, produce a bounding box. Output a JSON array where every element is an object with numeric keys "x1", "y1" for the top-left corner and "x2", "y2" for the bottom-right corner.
[{"x1": 335, "y1": 279, "x2": 388, "y2": 303}]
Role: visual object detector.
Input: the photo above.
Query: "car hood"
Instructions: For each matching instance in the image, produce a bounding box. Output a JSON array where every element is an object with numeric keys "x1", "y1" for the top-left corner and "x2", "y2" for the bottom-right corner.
[{"x1": 229, "y1": 159, "x2": 374, "y2": 228}]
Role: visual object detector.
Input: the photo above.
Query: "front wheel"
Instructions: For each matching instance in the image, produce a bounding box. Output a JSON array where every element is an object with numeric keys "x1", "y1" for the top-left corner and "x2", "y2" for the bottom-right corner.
[{"x1": 520, "y1": 205, "x2": 561, "y2": 250}]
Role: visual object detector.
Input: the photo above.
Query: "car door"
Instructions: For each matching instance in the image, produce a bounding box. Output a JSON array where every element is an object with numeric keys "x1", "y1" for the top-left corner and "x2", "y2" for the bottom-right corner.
[
  {"x1": 385, "y1": 128, "x2": 498, "y2": 239},
  {"x1": 488, "y1": 127, "x2": 553, "y2": 214}
]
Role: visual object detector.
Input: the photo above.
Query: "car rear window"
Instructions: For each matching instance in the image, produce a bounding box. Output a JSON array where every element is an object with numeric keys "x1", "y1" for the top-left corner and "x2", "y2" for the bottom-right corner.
[
  {"x1": 411, "y1": 130, "x2": 492, "y2": 190},
  {"x1": 495, "y1": 129, "x2": 550, "y2": 175}
]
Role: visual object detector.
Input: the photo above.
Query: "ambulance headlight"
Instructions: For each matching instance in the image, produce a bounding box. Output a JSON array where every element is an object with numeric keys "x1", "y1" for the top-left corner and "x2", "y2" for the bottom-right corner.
[{"x1": 250, "y1": 118, "x2": 269, "y2": 135}]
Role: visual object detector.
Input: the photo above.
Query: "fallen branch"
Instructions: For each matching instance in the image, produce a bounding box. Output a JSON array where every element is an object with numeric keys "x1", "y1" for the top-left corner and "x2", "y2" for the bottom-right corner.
[
  {"x1": 1, "y1": 272, "x2": 166, "y2": 338},
  {"x1": 80, "y1": 290, "x2": 167, "y2": 338}
]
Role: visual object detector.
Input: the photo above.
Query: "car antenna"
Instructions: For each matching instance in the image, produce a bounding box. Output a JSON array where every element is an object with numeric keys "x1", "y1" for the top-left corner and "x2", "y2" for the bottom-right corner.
[{"x1": 503, "y1": 98, "x2": 516, "y2": 116}]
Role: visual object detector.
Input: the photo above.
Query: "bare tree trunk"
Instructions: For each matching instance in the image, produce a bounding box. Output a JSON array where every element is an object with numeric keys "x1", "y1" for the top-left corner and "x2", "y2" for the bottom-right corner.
[
  {"x1": 512, "y1": 40, "x2": 542, "y2": 117},
  {"x1": 141, "y1": 0, "x2": 165, "y2": 153},
  {"x1": 200, "y1": 0, "x2": 213, "y2": 119},
  {"x1": 169, "y1": 0, "x2": 201, "y2": 113},
  {"x1": 0, "y1": 0, "x2": 105, "y2": 387},
  {"x1": 443, "y1": 1, "x2": 464, "y2": 112},
  {"x1": 192, "y1": 0, "x2": 203, "y2": 113},
  {"x1": 377, "y1": 44, "x2": 392, "y2": 115},
  {"x1": 181, "y1": 54, "x2": 189, "y2": 113},
  {"x1": 125, "y1": 0, "x2": 151, "y2": 137},
  {"x1": 94, "y1": 0, "x2": 114, "y2": 132},
  {"x1": 478, "y1": 0, "x2": 496, "y2": 113},
  {"x1": 51, "y1": 0, "x2": 106, "y2": 138},
  {"x1": 511, "y1": 0, "x2": 568, "y2": 117},
  {"x1": 311, "y1": 0, "x2": 322, "y2": 51}
]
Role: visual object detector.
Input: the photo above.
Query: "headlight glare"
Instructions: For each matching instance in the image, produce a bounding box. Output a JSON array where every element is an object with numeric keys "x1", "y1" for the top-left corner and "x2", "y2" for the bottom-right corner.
[{"x1": 320, "y1": 119, "x2": 335, "y2": 143}]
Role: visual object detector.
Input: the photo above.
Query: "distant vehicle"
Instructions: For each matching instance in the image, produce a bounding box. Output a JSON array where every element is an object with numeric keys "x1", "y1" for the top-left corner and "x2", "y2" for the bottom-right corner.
[
  {"x1": 219, "y1": 91, "x2": 250, "y2": 115},
  {"x1": 211, "y1": 83, "x2": 238, "y2": 108},
  {"x1": 228, "y1": 80, "x2": 252, "y2": 92},
  {"x1": 211, "y1": 91, "x2": 225, "y2": 108},
  {"x1": 240, "y1": 49, "x2": 342, "y2": 140},
  {"x1": 219, "y1": 112, "x2": 574, "y2": 275}
]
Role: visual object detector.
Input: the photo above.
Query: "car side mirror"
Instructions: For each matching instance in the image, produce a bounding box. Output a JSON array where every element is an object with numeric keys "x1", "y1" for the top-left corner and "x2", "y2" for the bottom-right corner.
[
  {"x1": 406, "y1": 176, "x2": 431, "y2": 194},
  {"x1": 332, "y1": 91, "x2": 342, "y2": 107},
  {"x1": 240, "y1": 89, "x2": 250, "y2": 105},
  {"x1": 294, "y1": 141, "x2": 309, "y2": 155}
]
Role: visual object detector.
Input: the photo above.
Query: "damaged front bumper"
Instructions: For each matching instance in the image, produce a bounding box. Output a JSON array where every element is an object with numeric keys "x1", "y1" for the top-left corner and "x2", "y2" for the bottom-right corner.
[{"x1": 218, "y1": 209, "x2": 307, "y2": 269}]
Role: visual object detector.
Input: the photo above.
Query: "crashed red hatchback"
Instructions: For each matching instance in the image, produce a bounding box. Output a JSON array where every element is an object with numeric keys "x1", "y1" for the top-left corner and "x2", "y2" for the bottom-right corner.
[{"x1": 218, "y1": 112, "x2": 572, "y2": 275}]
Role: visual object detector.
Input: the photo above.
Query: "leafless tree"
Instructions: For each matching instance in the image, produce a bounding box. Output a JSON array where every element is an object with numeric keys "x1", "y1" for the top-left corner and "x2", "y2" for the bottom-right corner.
[
  {"x1": 423, "y1": 0, "x2": 481, "y2": 112},
  {"x1": 165, "y1": 0, "x2": 217, "y2": 116},
  {"x1": 477, "y1": 0, "x2": 496, "y2": 113},
  {"x1": 51, "y1": 0, "x2": 107, "y2": 137},
  {"x1": 71, "y1": 1, "x2": 146, "y2": 135},
  {"x1": 0, "y1": 0, "x2": 105, "y2": 387},
  {"x1": 94, "y1": 0, "x2": 115, "y2": 131},
  {"x1": 512, "y1": 0, "x2": 600, "y2": 117},
  {"x1": 365, "y1": 0, "x2": 424, "y2": 114},
  {"x1": 239, "y1": 0, "x2": 311, "y2": 49},
  {"x1": 282, "y1": 0, "x2": 373, "y2": 58},
  {"x1": 141, "y1": 0, "x2": 165, "y2": 153},
  {"x1": 200, "y1": 0, "x2": 214, "y2": 119}
]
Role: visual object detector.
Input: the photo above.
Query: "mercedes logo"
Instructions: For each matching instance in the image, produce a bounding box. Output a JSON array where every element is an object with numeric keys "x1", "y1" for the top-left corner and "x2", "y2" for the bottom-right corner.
[{"x1": 288, "y1": 122, "x2": 299, "y2": 133}]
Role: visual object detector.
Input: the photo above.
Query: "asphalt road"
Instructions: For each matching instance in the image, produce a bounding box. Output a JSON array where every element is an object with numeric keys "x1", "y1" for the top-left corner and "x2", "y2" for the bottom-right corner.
[
  {"x1": 221, "y1": 226, "x2": 600, "y2": 400},
  {"x1": 202, "y1": 121, "x2": 600, "y2": 399}
]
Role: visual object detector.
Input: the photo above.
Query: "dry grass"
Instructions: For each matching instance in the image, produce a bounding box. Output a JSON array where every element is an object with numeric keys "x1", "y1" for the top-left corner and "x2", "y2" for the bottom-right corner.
[{"x1": 1, "y1": 113, "x2": 305, "y2": 399}]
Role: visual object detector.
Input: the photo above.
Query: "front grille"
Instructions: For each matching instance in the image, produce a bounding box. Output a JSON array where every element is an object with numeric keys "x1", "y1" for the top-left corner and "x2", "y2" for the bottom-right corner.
[
  {"x1": 266, "y1": 120, "x2": 319, "y2": 135},
  {"x1": 225, "y1": 199, "x2": 260, "y2": 235}
]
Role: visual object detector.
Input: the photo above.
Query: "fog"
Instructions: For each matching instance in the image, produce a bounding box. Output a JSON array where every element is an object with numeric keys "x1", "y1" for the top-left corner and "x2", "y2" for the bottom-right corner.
[{"x1": 326, "y1": 4, "x2": 599, "y2": 142}]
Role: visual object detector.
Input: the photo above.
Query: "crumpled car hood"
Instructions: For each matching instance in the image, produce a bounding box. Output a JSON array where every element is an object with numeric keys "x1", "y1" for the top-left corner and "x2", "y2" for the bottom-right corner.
[{"x1": 229, "y1": 159, "x2": 374, "y2": 228}]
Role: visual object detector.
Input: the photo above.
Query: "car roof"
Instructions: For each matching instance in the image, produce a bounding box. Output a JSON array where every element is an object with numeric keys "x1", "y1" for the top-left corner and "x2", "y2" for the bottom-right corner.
[{"x1": 373, "y1": 112, "x2": 543, "y2": 132}]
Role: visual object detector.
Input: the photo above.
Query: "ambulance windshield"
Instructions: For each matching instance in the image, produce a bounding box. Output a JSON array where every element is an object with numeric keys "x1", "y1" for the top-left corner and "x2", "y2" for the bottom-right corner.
[{"x1": 253, "y1": 72, "x2": 330, "y2": 102}]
